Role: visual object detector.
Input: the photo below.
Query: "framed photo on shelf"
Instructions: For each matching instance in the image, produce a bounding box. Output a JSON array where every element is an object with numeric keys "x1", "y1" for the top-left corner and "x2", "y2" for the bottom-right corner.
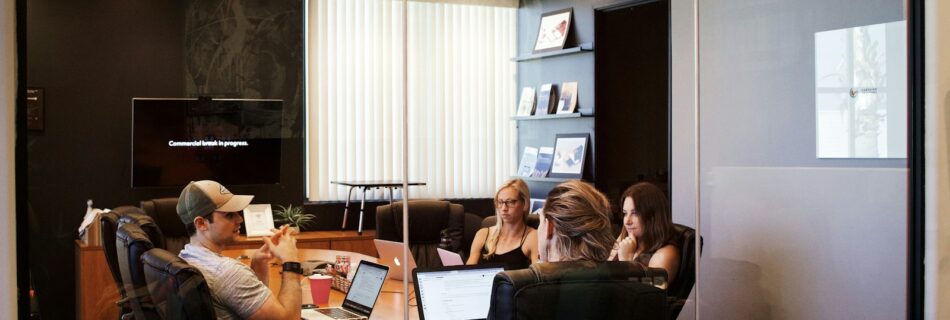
[
  {"x1": 549, "y1": 133, "x2": 589, "y2": 179},
  {"x1": 533, "y1": 8, "x2": 573, "y2": 53},
  {"x1": 529, "y1": 198, "x2": 546, "y2": 215}
]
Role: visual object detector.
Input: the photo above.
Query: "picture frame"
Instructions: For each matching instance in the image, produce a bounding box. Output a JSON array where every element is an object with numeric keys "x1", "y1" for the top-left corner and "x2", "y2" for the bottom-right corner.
[
  {"x1": 529, "y1": 198, "x2": 546, "y2": 215},
  {"x1": 549, "y1": 133, "x2": 589, "y2": 179},
  {"x1": 533, "y1": 8, "x2": 574, "y2": 53},
  {"x1": 243, "y1": 204, "x2": 276, "y2": 237}
]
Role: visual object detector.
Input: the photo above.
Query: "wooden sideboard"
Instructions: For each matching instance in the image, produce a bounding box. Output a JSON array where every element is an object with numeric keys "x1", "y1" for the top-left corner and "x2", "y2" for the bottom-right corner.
[{"x1": 76, "y1": 230, "x2": 377, "y2": 320}]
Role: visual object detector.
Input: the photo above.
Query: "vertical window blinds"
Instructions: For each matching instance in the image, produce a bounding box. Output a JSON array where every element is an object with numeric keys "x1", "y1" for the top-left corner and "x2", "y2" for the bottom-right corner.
[{"x1": 307, "y1": 0, "x2": 517, "y2": 201}]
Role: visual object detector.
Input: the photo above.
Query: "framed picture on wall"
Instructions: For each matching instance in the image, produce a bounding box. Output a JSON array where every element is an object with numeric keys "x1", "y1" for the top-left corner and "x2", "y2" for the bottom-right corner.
[
  {"x1": 533, "y1": 8, "x2": 573, "y2": 53},
  {"x1": 549, "y1": 133, "x2": 589, "y2": 179}
]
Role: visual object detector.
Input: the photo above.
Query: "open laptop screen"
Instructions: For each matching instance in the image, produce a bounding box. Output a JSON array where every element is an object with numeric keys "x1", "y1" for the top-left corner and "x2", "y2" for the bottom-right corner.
[
  {"x1": 341, "y1": 260, "x2": 389, "y2": 315},
  {"x1": 413, "y1": 264, "x2": 505, "y2": 320}
]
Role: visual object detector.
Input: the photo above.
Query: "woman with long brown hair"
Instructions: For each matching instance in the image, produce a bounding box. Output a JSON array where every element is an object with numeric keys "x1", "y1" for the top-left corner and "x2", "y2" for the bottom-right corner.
[{"x1": 609, "y1": 182, "x2": 680, "y2": 283}]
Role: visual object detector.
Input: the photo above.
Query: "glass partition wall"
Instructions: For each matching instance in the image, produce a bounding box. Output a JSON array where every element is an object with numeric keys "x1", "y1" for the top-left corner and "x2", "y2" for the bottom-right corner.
[
  {"x1": 694, "y1": 0, "x2": 909, "y2": 319},
  {"x1": 314, "y1": 0, "x2": 913, "y2": 318}
]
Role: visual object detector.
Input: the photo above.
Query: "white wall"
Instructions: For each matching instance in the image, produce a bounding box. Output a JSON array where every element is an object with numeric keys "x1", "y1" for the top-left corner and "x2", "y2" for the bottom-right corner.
[
  {"x1": 924, "y1": 0, "x2": 950, "y2": 318},
  {"x1": 1, "y1": 0, "x2": 18, "y2": 318}
]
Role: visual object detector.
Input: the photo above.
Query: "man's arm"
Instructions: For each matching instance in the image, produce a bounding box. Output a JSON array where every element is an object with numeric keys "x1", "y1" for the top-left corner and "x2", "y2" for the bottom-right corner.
[
  {"x1": 249, "y1": 227, "x2": 302, "y2": 320},
  {"x1": 248, "y1": 272, "x2": 302, "y2": 320}
]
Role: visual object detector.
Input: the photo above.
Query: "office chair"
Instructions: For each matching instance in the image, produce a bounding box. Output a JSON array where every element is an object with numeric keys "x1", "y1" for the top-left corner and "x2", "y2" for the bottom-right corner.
[
  {"x1": 99, "y1": 209, "x2": 133, "y2": 319},
  {"x1": 117, "y1": 208, "x2": 166, "y2": 252},
  {"x1": 116, "y1": 223, "x2": 161, "y2": 320},
  {"x1": 140, "y1": 198, "x2": 188, "y2": 254},
  {"x1": 375, "y1": 200, "x2": 465, "y2": 267},
  {"x1": 668, "y1": 224, "x2": 702, "y2": 319},
  {"x1": 141, "y1": 248, "x2": 216, "y2": 319},
  {"x1": 487, "y1": 261, "x2": 670, "y2": 320}
]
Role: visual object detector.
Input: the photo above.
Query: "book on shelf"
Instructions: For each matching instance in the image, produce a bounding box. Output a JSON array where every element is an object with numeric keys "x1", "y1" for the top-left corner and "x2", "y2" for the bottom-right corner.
[
  {"x1": 517, "y1": 87, "x2": 537, "y2": 116},
  {"x1": 556, "y1": 81, "x2": 578, "y2": 114},
  {"x1": 537, "y1": 84, "x2": 559, "y2": 115},
  {"x1": 517, "y1": 147, "x2": 539, "y2": 177},
  {"x1": 531, "y1": 147, "x2": 555, "y2": 177}
]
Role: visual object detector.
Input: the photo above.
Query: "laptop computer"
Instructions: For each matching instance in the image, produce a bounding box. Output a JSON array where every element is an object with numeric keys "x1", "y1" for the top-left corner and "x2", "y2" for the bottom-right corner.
[
  {"x1": 412, "y1": 264, "x2": 506, "y2": 320},
  {"x1": 437, "y1": 248, "x2": 464, "y2": 266},
  {"x1": 373, "y1": 239, "x2": 417, "y2": 281},
  {"x1": 301, "y1": 260, "x2": 389, "y2": 320}
]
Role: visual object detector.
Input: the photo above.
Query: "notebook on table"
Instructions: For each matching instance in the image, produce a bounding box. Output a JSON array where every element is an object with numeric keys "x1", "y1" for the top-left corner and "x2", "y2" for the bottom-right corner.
[
  {"x1": 373, "y1": 239, "x2": 418, "y2": 281},
  {"x1": 301, "y1": 260, "x2": 389, "y2": 320},
  {"x1": 412, "y1": 264, "x2": 505, "y2": 320}
]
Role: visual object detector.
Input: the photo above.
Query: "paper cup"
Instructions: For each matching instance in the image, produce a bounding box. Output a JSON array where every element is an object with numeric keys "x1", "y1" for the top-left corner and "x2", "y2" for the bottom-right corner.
[{"x1": 309, "y1": 274, "x2": 332, "y2": 305}]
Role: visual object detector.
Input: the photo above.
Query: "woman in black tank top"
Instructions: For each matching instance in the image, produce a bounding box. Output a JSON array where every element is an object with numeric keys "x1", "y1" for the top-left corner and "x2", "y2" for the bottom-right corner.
[
  {"x1": 466, "y1": 179, "x2": 539, "y2": 269},
  {"x1": 608, "y1": 182, "x2": 680, "y2": 285}
]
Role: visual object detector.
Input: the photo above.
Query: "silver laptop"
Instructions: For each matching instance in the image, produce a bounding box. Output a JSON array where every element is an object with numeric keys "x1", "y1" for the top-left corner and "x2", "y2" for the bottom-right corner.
[
  {"x1": 301, "y1": 260, "x2": 389, "y2": 320},
  {"x1": 373, "y1": 239, "x2": 418, "y2": 281},
  {"x1": 412, "y1": 264, "x2": 505, "y2": 320}
]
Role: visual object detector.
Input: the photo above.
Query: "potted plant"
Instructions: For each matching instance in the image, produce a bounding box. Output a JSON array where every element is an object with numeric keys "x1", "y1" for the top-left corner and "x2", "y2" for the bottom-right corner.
[{"x1": 273, "y1": 204, "x2": 316, "y2": 232}]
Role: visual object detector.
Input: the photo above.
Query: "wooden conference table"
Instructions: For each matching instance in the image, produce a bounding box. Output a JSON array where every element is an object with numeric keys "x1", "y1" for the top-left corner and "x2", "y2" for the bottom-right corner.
[{"x1": 222, "y1": 248, "x2": 419, "y2": 320}]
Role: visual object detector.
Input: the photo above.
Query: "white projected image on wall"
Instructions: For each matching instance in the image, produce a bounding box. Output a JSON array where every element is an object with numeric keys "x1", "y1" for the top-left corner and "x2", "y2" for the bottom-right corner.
[{"x1": 815, "y1": 21, "x2": 906, "y2": 158}]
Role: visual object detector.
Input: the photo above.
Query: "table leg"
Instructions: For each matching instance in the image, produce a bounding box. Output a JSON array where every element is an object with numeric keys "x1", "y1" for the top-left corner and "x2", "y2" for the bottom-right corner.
[
  {"x1": 389, "y1": 187, "x2": 395, "y2": 205},
  {"x1": 341, "y1": 186, "x2": 356, "y2": 230},
  {"x1": 358, "y1": 187, "x2": 368, "y2": 235}
]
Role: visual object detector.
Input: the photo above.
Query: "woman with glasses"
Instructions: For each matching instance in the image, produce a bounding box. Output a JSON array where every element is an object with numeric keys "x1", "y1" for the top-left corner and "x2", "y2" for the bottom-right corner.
[
  {"x1": 608, "y1": 182, "x2": 680, "y2": 284},
  {"x1": 466, "y1": 179, "x2": 539, "y2": 269}
]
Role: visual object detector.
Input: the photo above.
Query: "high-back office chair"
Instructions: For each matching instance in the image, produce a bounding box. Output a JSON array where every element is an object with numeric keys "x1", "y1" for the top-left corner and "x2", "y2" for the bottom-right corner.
[
  {"x1": 100, "y1": 209, "x2": 133, "y2": 319},
  {"x1": 668, "y1": 224, "x2": 702, "y2": 319},
  {"x1": 140, "y1": 198, "x2": 188, "y2": 254},
  {"x1": 116, "y1": 223, "x2": 161, "y2": 320},
  {"x1": 117, "y1": 208, "x2": 166, "y2": 252},
  {"x1": 142, "y1": 248, "x2": 216, "y2": 319},
  {"x1": 487, "y1": 261, "x2": 670, "y2": 320},
  {"x1": 375, "y1": 200, "x2": 465, "y2": 267}
]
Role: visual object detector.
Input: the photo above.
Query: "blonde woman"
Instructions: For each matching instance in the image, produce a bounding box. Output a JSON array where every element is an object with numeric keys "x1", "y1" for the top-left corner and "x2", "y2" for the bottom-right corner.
[
  {"x1": 466, "y1": 179, "x2": 539, "y2": 269},
  {"x1": 537, "y1": 180, "x2": 614, "y2": 262}
]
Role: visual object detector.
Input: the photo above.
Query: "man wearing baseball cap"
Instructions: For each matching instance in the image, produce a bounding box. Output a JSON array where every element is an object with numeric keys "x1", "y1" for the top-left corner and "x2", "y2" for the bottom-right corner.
[{"x1": 176, "y1": 180, "x2": 303, "y2": 319}]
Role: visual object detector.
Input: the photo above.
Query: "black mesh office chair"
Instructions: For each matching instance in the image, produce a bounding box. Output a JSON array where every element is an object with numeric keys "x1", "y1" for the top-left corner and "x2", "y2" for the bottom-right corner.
[
  {"x1": 142, "y1": 248, "x2": 216, "y2": 319},
  {"x1": 487, "y1": 261, "x2": 670, "y2": 320},
  {"x1": 116, "y1": 223, "x2": 161, "y2": 320}
]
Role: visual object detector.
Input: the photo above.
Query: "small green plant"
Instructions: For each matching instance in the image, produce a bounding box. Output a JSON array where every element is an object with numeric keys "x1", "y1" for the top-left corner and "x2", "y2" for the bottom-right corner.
[{"x1": 273, "y1": 204, "x2": 316, "y2": 230}]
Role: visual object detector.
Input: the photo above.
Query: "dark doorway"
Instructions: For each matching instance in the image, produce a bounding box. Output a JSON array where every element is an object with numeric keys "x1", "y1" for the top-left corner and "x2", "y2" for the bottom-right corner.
[{"x1": 594, "y1": 0, "x2": 671, "y2": 206}]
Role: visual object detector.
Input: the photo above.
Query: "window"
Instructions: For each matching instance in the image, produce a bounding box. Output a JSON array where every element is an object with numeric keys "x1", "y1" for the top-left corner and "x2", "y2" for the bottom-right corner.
[{"x1": 307, "y1": 0, "x2": 517, "y2": 201}]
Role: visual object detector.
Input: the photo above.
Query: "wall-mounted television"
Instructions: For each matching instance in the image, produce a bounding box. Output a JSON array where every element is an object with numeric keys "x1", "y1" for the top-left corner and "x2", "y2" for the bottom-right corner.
[{"x1": 132, "y1": 98, "x2": 283, "y2": 188}]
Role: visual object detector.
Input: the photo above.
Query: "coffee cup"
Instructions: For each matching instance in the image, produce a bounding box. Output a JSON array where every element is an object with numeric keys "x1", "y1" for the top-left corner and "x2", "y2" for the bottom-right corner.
[{"x1": 309, "y1": 274, "x2": 332, "y2": 305}]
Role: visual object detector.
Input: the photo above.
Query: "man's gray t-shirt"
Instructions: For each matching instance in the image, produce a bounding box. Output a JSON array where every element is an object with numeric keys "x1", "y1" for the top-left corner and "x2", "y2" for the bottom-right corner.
[{"x1": 180, "y1": 244, "x2": 271, "y2": 319}]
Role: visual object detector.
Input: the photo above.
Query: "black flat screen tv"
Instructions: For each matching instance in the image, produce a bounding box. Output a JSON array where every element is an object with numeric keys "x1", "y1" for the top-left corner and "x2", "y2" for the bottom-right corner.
[{"x1": 132, "y1": 98, "x2": 283, "y2": 188}]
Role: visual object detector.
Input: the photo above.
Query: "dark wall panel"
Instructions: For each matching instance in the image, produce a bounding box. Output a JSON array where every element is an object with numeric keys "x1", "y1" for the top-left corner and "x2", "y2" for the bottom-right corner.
[{"x1": 26, "y1": 1, "x2": 304, "y2": 318}]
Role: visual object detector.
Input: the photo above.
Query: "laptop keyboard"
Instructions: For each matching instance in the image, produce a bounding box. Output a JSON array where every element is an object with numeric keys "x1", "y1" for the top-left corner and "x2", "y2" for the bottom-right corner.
[{"x1": 317, "y1": 308, "x2": 361, "y2": 319}]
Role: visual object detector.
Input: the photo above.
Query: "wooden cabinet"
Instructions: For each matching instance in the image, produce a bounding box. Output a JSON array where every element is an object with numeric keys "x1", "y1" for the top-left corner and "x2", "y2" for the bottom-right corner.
[
  {"x1": 76, "y1": 230, "x2": 377, "y2": 319},
  {"x1": 76, "y1": 241, "x2": 121, "y2": 320}
]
